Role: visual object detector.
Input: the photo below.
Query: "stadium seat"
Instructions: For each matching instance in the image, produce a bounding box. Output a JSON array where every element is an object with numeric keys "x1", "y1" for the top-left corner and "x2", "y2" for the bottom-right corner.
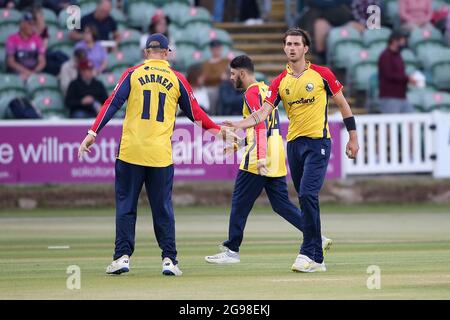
[
  {"x1": 423, "y1": 48, "x2": 450, "y2": 90},
  {"x1": 119, "y1": 44, "x2": 144, "y2": 65},
  {"x1": 326, "y1": 26, "x2": 363, "y2": 68},
  {"x1": 47, "y1": 28, "x2": 71, "y2": 51},
  {"x1": 363, "y1": 27, "x2": 391, "y2": 48},
  {"x1": 98, "y1": 71, "x2": 123, "y2": 93},
  {"x1": 409, "y1": 26, "x2": 444, "y2": 52},
  {"x1": 42, "y1": 8, "x2": 58, "y2": 27},
  {"x1": 415, "y1": 42, "x2": 447, "y2": 67},
  {"x1": 32, "y1": 91, "x2": 65, "y2": 117},
  {"x1": 385, "y1": 0, "x2": 400, "y2": 27},
  {"x1": 107, "y1": 51, "x2": 133, "y2": 72},
  {"x1": 0, "y1": 74, "x2": 26, "y2": 118},
  {"x1": 174, "y1": 44, "x2": 206, "y2": 72},
  {"x1": 422, "y1": 91, "x2": 450, "y2": 112},
  {"x1": 177, "y1": 24, "x2": 209, "y2": 48},
  {"x1": 128, "y1": 2, "x2": 158, "y2": 30},
  {"x1": 401, "y1": 49, "x2": 420, "y2": 73},
  {"x1": 26, "y1": 73, "x2": 59, "y2": 97},
  {"x1": 111, "y1": 8, "x2": 128, "y2": 30},
  {"x1": 0, "y1": 24, "x2": 18, "y2": 45},
  {"x1": 367, "y1": 42, "x2": 387, "y2": 59},
  {"x1": 0, "y1": 46, "x2": 5, "y2": 72},
  {"x1": 407, "y1": 87, "x2": 437, "y2": 112},
  {"x1": 180, "y1": 7, "x2": 212, "y2": 27},
  {"x1": 119, "y1": 29, "x2": 141, "y2": 47},
  {"x1": 0, "y1": 9, "x2": 21, "y2": 27},
  {"x1": 347, "y1": 49, "x2": 378, "y2": 92},
  {"x1": 366, "y1": 72, "x2": 380, "y2": 113},
  {"x1": 80, "y1": 2, "x2": 97, "y2": 16},
  {"x1": 162, "y1": 2, "x2": 190, "y2": 28}
]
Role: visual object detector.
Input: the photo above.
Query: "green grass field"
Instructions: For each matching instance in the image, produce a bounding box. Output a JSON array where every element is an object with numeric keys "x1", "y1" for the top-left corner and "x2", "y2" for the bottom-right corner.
[{"x1": 1, "y1": 204, "x2": 449, "y2": 300}]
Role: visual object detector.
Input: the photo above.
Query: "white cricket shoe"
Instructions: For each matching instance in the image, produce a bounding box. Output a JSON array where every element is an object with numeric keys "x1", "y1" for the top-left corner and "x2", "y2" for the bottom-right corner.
[
  {"x1": 162, "y1": 257, "x2": 183, "y2": 276},
  {"x1": 322, "y1": 236, "x2": 333, "y2": 256},
  {"x1": 205, "y1": 245, "x2": 240, "y2": 264},
  {"x1": 291, "y1": 254, "x2": 326, "y2": 273},
  {"x1": 106, "y1": 255, "x2": 130, "y2": 275}
]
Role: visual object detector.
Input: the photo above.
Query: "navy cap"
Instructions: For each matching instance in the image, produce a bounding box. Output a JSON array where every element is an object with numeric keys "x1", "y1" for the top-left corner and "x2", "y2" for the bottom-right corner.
[
  {"x1": 145, "y1": 33, "x2": 171, "y2": 51},
  {"x1": 21, "y1": 11, "x2": 34, "y2": 22}
]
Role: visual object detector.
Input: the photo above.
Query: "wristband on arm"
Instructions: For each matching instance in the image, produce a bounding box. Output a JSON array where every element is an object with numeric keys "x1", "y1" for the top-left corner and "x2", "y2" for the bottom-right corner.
[
  {"x1": 343, "y1": 116, "x2": 356, "y2": 131},
  {"x1": 87, "y1": 130, "x2": 97, "y2": 137}
]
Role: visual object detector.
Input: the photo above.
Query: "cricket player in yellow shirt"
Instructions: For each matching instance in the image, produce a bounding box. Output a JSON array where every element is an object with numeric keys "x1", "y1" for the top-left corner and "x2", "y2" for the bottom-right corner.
[
  {"x1": 205, "y1": 55, "x2": 332, "y2": 265},
  {"x1": 78, "y1": 33, "x2": 232, "y2": 276},
  {"x1": 224, "y1": 29, "x2": 359, "y2": 273}
]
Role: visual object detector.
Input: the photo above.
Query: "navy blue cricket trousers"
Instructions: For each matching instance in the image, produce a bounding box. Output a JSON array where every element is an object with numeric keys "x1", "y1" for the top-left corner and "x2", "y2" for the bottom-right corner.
[
  {"x1": 287, "y1": 137, "x2": 331, "y2": 264},
  {"x1": 223, "y1": 170, "x2": 304, "y2": 252},
  {"x1": 113, "y1": 159, "x2": 177, "y2": 264}
]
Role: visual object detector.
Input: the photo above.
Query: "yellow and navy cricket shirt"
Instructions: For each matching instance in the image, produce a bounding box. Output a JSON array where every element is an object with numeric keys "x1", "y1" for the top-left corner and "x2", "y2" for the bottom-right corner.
[
  {"x1": 265, "y1": 61, "x2": 343, "y2": 141},
  {"x1": 90, "y1": 59, "x2": 220, "y2": 167},
  {"x1": 239, "y1": 82, "x2": 287, "y2": 177}
]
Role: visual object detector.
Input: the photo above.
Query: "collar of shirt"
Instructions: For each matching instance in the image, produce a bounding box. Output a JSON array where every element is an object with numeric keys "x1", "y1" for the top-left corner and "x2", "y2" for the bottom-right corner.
[
  {"x1": 285, "y1": 60, "x2": 311, "y2": 76},
  {"x1": 144, "y1": 59, "x2": 170, "y2": 66},
  {"x1": 244, "y1": 81, "x2": 263, "y2": 94}
]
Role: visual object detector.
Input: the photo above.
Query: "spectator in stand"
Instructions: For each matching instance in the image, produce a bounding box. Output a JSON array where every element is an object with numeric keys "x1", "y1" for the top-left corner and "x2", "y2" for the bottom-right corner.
[
  {"x1": 298, "y1": 0, "x2": 353, "y2": 63},
  {"x1": 65, "y1": 59, "x2": 108, "y2": 118},
  {"x1": 378, "y1": 31, "x2": 417, "y2": 113},
  {"x1": 75, "y1": 25, "x2": 108, "y2": 75},
  {"x1": 239, "y1": 0, "x2": 263, "y2": 25},
  {"x1": 59, "y1": 48, "x2": 87, "y2": 96},
  {"x1": 5, "y1": 11, "x2": 46, "y2": 81},
  {"x1": 202, "y1": 39, "x2": 230, "y2": 115},
  {"x1": 399, "y1": 0, "x2": 433, "y2": 31},
  {"x1": 70, "y1": 0, "x2": 120, "y2": 43},
  {"x1": 186, "y1": 64, "x2": 211, "y2": 114},
  {"x1": 140, "y1": 11, "x2": 176, "y2": 63},
  {"x1": 32, "y1": 7, "x2": 49, "y2": 49},
  {"x1": 218, "y1": 68, "x2": 244, "y2": 115}
]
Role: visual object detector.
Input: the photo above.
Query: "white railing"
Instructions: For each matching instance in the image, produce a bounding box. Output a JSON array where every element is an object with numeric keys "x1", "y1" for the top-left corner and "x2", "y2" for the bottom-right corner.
[{"x1": 342, "y1": 113, "x2": 436, "y2": 175}]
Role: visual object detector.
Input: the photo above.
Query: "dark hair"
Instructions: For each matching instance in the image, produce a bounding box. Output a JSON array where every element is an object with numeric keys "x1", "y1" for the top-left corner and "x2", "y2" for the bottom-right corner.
[
  {"x1": 186, "y1": 64, "x2": 203, "y2": 86},
  {"x1": 283, "y1": 28, "x2": 311, "y2": 47},
  {"x1": 230, "y1": 55, "x2": 254, "y2": 73},
  {"x1": 85, "y1": 24, "x2": 99, "y2": 42},
  {"x1": 388, "y1": 30, "x2": 407, "y2": 44}
]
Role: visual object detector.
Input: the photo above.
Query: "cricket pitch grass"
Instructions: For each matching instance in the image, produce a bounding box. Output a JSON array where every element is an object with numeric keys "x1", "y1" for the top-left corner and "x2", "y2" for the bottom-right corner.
[{"x1": 1, "y1": 204, "x2": 449, "y2": 300}]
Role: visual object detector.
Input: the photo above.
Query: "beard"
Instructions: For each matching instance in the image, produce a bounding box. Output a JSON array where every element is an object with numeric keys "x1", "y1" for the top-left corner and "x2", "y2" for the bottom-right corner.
[{"x1": 234, "y1": 76, "x2": 244, "y2": 90}]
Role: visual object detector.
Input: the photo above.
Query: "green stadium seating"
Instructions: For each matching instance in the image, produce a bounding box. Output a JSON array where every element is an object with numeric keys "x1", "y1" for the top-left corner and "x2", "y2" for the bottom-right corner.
[
  {"x1": 0, "y1": 45, "x2": 5, "y2": 72},
  {"x1": 0, "y1": 24, "x2": 18, "y2": 45},
  {"x1": 409, "y1": 26, "x2": 444, "y2": 52},
  {"x1": 47, "y1": 28, "x2": 71, "y2": 50},
  {"x1": 423, "y1": 48, "x2": 450, "y2": 90},
  {"x1": 80, "y1": 2, "x2": 97, "y2": 16},
  {"x1": 128, "y1": 2, "x2": 158, "y2": 30},
  {"x1": 32, "y1": 91, "x2": 65, "y2": 117},
  {"x1": 363, "y1": 27, "x2": 391, "y2": 47},
  {"x1": 407, "y1": 87, "x2": 437, "y2": 112},
  {"x1": 179, "y1": 6, "x2": 212, "y2": 28},
  {"x1": 119, "y1": 29, "x2": 141, "y2": 47},
  {"x1": 42, "y1": 8, "x2": 58, "y2": 27},
  {"x1": 111, "y1": 8, "x2": 128, "y2": 30},
  {"x1": 0, "y1": 9, "x2": 21, "y2": 27},
  {"x1": 26, "y1": 73, "x2": 60, "y2": 97},
  {"x1": 347, "y1": 49, "x2": 378, "y2": 92},
  {"x1": 107, "y1": 51, "x2": 133, "y2": 72},
  {"x1": 401, "y1": 49, "x2": 420, "y2": 72},
  {"x1": 174, "y1": 44, "x2": 206, "y2": 72},
  {"x1": 422, "y1": 91, "x2": 450, "y2": 112},
  {"x1": 0, "y1": 74, "x2": 26, "y2": 118},
  {"x1": 326, "y1": 26, "x2": 363, "y2": 68},
  {"x1": 98, "y1": 71, "x2": 123, "y2": 93},
  {"x1": 119, "y1": 44, "x2": 144, "y2": 65},
  {"x1": 162, "y1": 3, "x2": 190, "y2": 28}
]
